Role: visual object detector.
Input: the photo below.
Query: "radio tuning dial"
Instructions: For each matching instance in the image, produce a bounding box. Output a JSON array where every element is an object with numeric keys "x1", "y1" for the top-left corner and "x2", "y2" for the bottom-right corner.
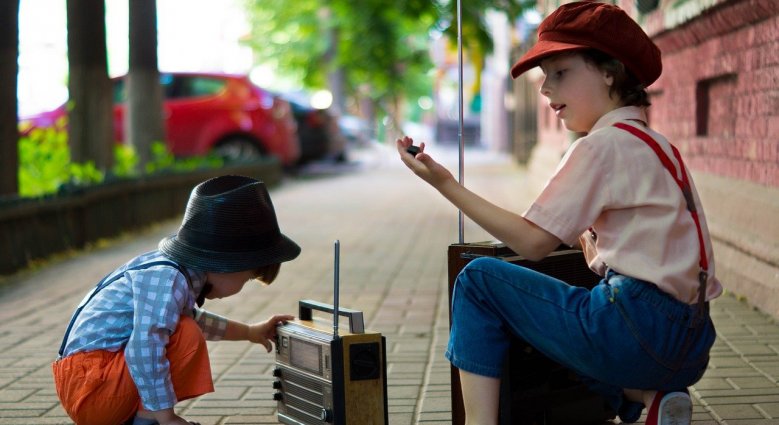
[
  {"x1": 320, "y1": 408, "x2": 333, "y2": 423},
  {"x1": 272, "y1": 367, "x2": 282, "y2": 377},
  {"x1": 272, "y1": 380, "x2": 282, "y2": 389},
  {"x1": 273, "y1": 392, "x2": 283, "y2": 401}
]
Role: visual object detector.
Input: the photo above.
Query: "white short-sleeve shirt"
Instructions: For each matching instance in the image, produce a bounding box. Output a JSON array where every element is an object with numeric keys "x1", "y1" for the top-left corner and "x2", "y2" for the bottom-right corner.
[{"x1": 523, "y1": 106, "x2": 723, "y2": 304}]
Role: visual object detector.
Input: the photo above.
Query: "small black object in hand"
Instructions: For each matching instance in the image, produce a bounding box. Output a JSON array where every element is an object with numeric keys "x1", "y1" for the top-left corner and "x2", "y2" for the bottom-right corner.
[{"x1": 406, "y1": 145, "x2": 421, "y2": 156}]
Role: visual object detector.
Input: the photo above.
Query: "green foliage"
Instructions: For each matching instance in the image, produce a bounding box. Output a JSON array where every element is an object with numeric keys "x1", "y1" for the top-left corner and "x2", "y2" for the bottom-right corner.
[
  {"x1": 144, "y1": 142, "x2": 225, "y2": 174},
  {"x1": 18, "y1": 120, "x2": 103, "y2": 197},
  {"x1": 113, "y1": 144, "x2": 140, "y2": 177},
  {"x1": 439, "y1": 0, "x2": 534, "y2": 54},
  {"x1": 17, "y1": 124, "x2": 224, "y2": 198},
  {"x1": 244, "y1": 0, "x2": 439, "y2": 114},
  {"x1": 145, "y1": 142, "x2": 176, "y2": 174},
  {"x1": 243, "y1": 0, "x2": 533, "y2": 119}
]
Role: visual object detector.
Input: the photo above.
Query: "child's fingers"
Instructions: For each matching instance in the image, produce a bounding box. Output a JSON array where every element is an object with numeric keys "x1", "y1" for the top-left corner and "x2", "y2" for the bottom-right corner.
[
  {"x1": 395, "y1": 136, "x2": 411, "y2": 153},
  {"x1": 269, "y1": 314, "x2": 295, "y2": 325}
]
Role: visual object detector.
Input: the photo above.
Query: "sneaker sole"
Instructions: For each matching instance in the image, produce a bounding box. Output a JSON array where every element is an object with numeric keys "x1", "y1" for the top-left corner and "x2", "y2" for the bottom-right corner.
[{"x1": 657, "y1": 391, "x2": 693, "y2": 425}]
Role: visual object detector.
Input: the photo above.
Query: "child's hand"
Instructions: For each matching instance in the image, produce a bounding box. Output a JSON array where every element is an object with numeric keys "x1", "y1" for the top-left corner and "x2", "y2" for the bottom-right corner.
[
  {"x1": 396, "y1": 136, "x2": 456, "y2": 188},
  {"x1": 248, "y1": 314, "x2": 295, "y2": 352}
]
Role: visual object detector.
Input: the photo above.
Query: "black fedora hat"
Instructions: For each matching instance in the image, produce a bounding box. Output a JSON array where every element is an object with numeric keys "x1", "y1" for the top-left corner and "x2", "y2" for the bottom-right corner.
[{"x1": 159, "y1": 175, "x2": 301, "y2": 272}]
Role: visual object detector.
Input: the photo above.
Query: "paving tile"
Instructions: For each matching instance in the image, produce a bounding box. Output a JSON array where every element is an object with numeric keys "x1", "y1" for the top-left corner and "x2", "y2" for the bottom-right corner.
[
  {"x1": 755, "y1": 401, "x2": 779, "y2": 417},
  {"x1": 714, "y1": 404, "x2": 767, "y2": 420},
  {"x1": 727, "y1": 376, "x2": 779, "y2": 389}
]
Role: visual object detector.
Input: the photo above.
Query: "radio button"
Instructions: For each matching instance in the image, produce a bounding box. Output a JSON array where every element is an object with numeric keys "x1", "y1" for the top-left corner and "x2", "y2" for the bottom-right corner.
[
  {"x1": 272, "y1": 380, "x2": 282, "y2": 389},
  {"x1": 273, "y1": 392, "x2": 283, "y2": 401},
  {"x1": 272, "y1": 367, "x2": 282, "y2": 377}
]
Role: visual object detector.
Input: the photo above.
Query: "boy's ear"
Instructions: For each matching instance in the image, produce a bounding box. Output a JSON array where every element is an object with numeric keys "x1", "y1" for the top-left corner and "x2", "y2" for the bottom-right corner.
[{"x1": 602, "y1": 71, "x2": 615, "y2": 88}]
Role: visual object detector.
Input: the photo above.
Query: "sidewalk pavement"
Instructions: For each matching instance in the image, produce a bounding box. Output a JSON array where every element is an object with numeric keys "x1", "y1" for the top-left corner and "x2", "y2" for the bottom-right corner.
[{"x1": 0, "y1": 143, "x2": 778, "y2": 425}]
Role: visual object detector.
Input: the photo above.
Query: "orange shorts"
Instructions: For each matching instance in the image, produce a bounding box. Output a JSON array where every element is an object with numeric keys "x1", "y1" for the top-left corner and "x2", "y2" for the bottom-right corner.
[{"x1": 52, "y1": 316, "x2": 214, "y2": 425}]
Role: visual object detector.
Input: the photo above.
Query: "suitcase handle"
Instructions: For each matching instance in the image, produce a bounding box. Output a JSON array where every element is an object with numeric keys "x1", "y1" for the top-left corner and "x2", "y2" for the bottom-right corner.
[{"x1": 298, "y1": 299, "x2": 365, "y2": 334}]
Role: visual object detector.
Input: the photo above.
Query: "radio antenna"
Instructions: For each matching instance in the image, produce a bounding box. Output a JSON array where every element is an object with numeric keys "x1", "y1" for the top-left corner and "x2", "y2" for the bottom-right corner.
[
  {"x1": 456, "y1": 0, "x2": 465, "y2": 244},
  {"x1": 333, "y1": 239, "x2": 340, "y2": 338}
]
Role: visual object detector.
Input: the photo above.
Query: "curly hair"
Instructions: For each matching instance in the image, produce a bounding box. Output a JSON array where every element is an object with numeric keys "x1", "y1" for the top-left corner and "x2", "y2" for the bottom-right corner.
[{"x1": 580, "y1": 49, "x2": 651, "y2": 107}]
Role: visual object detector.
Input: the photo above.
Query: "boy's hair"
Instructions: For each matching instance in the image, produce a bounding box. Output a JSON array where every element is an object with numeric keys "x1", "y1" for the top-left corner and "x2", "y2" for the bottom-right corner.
[
  {"x1": 580, "y1": 49, "x2": 651, "y2": 108},
  {"x1": 254, "y1": 263, "x2": 281, "y2": 285}
]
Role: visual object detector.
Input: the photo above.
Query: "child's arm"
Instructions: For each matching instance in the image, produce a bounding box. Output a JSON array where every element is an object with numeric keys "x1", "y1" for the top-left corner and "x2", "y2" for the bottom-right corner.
[
  {"x1": 396, "y1": 136, "x2": 561, "y2": 261},
  {"x1": 221, "y1": 314, "x2": 295, "y2": 352}
]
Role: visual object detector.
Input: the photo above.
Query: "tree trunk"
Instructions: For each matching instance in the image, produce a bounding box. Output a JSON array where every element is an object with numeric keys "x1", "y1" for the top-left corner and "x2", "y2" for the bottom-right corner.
[
  {"x1": 0, "y1": 0, "x2": 20, "y2": 197},
  {"x1": 321, "y1": 7, "x2": 345, "y2": 117},
  {"x1": 127, "y1": 0, "x2": 164, "y2": 168},
  {"x1": 66, "y1": 0, "x2": 113, "y2": 170}
]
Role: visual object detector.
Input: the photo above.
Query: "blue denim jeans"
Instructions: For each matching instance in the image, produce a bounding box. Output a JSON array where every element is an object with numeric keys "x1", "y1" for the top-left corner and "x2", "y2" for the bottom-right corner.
[{"x1": 446, "y1": 257, "x2": 715, "y2": 422}]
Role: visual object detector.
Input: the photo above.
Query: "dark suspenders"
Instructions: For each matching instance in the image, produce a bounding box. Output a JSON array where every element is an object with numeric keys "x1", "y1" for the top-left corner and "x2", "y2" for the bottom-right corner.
[
  {"x1": 57, "y1": 260, "x2": 188, "y2": 359},
  {"x1": 612, "y1": 122, "x2": 709, "y2": 314}
]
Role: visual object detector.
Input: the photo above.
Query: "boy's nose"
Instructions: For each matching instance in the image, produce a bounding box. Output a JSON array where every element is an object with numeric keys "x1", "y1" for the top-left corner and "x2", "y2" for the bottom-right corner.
[{"x1": 539, "y1": 78, "x2": 552, "y2": 97}]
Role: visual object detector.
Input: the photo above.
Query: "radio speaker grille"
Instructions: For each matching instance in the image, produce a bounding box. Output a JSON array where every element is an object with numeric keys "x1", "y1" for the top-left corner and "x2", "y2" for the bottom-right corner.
[{"x1": 279, "y1": 366, "x2": 328, "y2": 424}]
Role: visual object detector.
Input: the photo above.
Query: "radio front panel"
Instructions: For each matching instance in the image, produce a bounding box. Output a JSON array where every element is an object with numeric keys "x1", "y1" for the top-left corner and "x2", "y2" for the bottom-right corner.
[{"x1": 276, "y1": 323, "x2": 334, "y2": 381}]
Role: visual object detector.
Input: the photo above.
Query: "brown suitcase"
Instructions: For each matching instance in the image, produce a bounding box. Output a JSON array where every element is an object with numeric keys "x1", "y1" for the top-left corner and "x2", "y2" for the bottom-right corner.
[{"x1": 447, "y1": 242, "x2": 617, "y2": 425}]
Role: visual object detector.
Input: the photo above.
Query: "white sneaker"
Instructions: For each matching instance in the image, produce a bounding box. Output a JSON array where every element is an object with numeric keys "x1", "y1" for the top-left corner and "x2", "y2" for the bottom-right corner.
[{"x1": 645, "y1": 391, "x2": 692, "y2": 425}]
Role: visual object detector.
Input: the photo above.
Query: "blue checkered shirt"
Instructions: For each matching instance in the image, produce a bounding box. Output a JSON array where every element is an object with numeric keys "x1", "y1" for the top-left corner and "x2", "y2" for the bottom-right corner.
[{"x1": 60, "y1": 250, "x2": 228, "y2": 411}]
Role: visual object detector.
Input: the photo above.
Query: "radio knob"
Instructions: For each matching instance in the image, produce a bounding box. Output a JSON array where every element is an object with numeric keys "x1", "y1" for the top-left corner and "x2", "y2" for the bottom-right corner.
[
  {"x1": 320, "y1": 408, "x2": 333, "y2": 423},
  {"x1": 272, "y1": 367, "x2": 282, "y2": 377},
  {"x1": 273, "y1": 392, "x2": 283, "y2": 401},
  {"x1": 272, "y1": 380, "x2": 282, "y2": 389}
]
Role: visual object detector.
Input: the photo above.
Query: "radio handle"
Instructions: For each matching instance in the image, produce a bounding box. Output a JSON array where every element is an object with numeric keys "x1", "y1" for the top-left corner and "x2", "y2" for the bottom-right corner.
[{"x1": 298, "y1": 299, "x2": 365, "y2": 334}]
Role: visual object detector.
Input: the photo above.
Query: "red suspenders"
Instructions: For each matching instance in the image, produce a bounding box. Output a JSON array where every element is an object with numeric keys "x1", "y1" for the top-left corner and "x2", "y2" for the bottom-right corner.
[{"x1": 612, "y1": 122, "x2": 709, "y2": 308}]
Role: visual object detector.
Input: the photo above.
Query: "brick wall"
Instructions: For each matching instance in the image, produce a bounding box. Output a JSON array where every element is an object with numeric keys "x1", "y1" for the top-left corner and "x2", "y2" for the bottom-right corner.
[
  {"x1": 648, "y1": 0, "x2": 779, "y2": 186},
  {"x1": 521, "y1": 0, "x2": 779, "y2": 317}
]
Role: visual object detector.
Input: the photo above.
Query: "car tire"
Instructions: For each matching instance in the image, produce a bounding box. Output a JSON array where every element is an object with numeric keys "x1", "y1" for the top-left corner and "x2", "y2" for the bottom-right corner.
[{"x1": 213, "y1": 137, "x2": 264, "y2": 161}]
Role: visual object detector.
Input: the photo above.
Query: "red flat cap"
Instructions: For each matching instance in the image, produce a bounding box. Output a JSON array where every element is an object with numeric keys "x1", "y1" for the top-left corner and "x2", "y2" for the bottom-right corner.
[{"x1": 510, "y1": 1, "x2": 662, "y2": 87}]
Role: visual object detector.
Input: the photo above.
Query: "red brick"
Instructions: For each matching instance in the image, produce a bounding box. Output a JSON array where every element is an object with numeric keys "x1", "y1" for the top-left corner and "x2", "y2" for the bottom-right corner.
[
  {"x1": 767, "y1": 115, "x2": 779, "y2": 136},
  {"x1": 759, "y1": 41, "x2": 779, "y2": 67},
  {"x1": 753, "y1": 14, "x2": 779, "y2": 44}
]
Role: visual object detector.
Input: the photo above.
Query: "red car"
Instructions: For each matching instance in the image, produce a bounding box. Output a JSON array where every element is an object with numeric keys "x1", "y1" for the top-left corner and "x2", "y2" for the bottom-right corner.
[{"x1": 20, "y1": 72, "x2": 301, "y2": 166}]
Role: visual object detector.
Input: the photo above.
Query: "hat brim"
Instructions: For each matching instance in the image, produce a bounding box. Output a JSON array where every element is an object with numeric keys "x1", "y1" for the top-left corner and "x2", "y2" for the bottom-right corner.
[
  {"x1": 510, "y1": 40, "x2": 588, "y2": 79},
  {"x1": 158, "y1": 233, "x2": 301, "y2": 273}
]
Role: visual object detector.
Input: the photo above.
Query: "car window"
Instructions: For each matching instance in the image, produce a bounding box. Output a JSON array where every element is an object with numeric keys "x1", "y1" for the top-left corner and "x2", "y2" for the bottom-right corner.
[
  {"x1": 113, "y1": 79, "x2": 126, "y2": 103},
  {"x1": 170, "y1": 77, "x2": 226, "y2": 99},
  {"x1": 161, "y1": 74, "x2": 176, "y2": 98},
  {"x1": 113, "y1": 74, "x2": 176, "y2": 102}
]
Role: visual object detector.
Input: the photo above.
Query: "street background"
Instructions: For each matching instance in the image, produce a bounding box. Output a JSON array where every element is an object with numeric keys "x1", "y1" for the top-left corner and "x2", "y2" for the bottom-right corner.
[{"x1": 1, "y1": 144, "x2": 778, "y2": 424}]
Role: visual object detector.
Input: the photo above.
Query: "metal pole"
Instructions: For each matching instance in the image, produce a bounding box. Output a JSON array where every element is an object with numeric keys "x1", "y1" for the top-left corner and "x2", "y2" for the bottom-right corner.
[
  {"x1": 457, "y1": 0, "x2": 465, "y2": 244},
  {"x1": 333, "y1": 240, "x2": 340, "y2": 338}
]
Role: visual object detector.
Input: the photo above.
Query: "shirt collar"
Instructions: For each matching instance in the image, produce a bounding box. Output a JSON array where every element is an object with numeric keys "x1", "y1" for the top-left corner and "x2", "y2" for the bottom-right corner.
[
  {"x1": 185, "y1": 268, "x2": 207, "y2": 296},
  {"x1": 590, "y1": 106, "x2": 648, "y2": 133},
  {"x1": 154, "y1": 250, "x2": 207, "y2": 297}
]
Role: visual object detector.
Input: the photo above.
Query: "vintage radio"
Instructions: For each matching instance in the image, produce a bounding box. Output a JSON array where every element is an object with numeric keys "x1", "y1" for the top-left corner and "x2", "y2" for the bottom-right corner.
[
  {"x1": 273, "y1": 241, "x2": 388, "y2": 425},
  {"x1": 447, "y1": 241, "x2": 616, "y2": 425}
]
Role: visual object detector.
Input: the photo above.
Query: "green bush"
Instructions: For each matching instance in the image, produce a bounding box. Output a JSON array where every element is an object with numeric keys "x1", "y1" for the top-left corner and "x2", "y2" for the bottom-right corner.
[{"x1": 17, "y1": 120, "x2": 225, "y2": 198}]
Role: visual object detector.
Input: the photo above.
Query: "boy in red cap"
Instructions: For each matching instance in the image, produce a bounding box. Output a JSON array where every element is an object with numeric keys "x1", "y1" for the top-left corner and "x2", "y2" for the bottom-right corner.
[
  {"x1": 397, "y1": 1, "x2": 721, "y2": 424},
  {"x1": 52, "y1": 175, "x2": 301, "y2": 425}
]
